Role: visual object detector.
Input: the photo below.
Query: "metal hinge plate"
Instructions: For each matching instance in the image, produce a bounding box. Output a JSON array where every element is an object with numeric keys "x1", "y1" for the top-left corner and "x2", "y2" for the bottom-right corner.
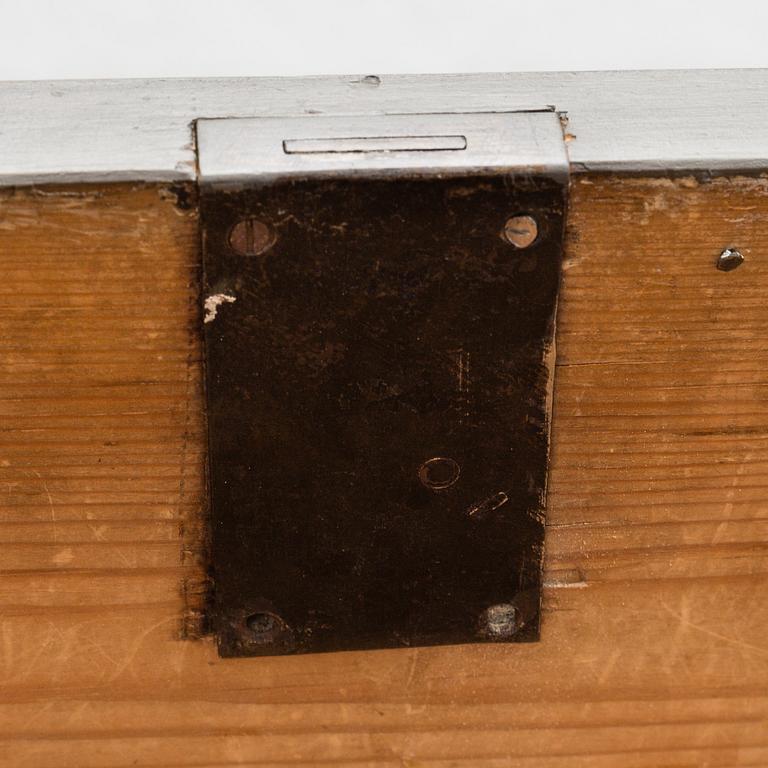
[{"x1": 197, "y1": 111, "x2": 568, "y2": 657}]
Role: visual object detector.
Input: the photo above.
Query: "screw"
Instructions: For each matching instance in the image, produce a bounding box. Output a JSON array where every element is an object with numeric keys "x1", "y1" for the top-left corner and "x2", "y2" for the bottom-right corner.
[
  {"x1": 245, "y1": 612, "x2": 278, "y2": 643},
  {"x1": 228, "y1": 218, "x2": 275, "y2": 256},
  {"x1": 716, "y1": 248, "x2": 744, "y2": 272},
  {"x1": 503, "y1": 215, "x2": 538, "y2": 249},
  {"x1": 481, "y1": 603, "x2": 520, "y2": 638},
  {"x1": 418, "y1": 457, "x2": 461, "y2": 490}
]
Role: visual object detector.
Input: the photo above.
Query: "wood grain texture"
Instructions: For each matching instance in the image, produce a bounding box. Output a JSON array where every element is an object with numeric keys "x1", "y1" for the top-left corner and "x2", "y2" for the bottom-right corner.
[{"x1": 1, "y1": 175, "x2": 768, "y2": 766}]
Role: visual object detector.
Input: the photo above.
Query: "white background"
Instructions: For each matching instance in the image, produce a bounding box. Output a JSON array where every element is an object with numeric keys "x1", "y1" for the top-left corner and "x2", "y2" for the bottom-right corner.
[{"x1": 0, "y1": 0, "x2": 767, "y2": 80}]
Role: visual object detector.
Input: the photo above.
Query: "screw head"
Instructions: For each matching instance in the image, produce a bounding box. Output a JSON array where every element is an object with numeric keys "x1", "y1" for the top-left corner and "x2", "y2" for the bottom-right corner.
[
  {"x1": 503, "y1": 215, "x2": 538, "y2": 249},
  {"x1": 418, "y1": 457, "x2": 461, "y2": 490},
  {"x1": 228, "y1": 218, "x2": 275, "y2": 256},
  {"x1": 244, "y1": 612, "x2": 280, "y2": 644},
  {"x1": 716, "y1": 248, "x2": 744, "y2": 272},
  {"x1": 481, "y1": 603, "x2": 520, "y2": 638}
]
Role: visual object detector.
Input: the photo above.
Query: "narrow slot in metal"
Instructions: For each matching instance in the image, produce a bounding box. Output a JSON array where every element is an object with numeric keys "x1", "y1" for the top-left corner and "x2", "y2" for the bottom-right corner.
[{"x1": 283, "y1": 134, "x2": 467, "y2": 155}]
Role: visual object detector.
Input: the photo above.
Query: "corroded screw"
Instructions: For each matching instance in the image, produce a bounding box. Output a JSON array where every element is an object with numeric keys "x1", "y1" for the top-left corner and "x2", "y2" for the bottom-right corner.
[
  {"x1": 503, "y1": 215, "x2": 538, "y2": 249},
  {"x1": 716, "y1": 247, "x2": 744, "y2": 272},
  {"x1": 481, "y1": 603, "x2": 520, "y2": 638},
  {"x1": 418, "y1": 457, "x2": 461, "y2": 490},
  {"x1": 245, "y1": 612, "x2": 279, "y2": 644},
  {"x1": 228, "y1": 218, "x2": 275, "y2": 256}
]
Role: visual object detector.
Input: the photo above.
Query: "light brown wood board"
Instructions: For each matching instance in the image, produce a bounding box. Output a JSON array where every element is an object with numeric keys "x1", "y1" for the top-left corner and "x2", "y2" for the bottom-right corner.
[{"x1": 1, "y1": 175, "x2": 767, "y2": 766}]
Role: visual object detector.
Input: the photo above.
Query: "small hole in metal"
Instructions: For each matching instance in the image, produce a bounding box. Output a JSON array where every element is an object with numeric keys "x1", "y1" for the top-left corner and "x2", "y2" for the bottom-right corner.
[{"x1": 418, "y1": 457, "x2": 461, "y2": 490}]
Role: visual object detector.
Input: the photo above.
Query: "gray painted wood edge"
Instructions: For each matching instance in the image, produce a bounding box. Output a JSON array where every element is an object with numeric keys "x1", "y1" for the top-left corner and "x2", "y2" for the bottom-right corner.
[{"x1": 0, "y1": 69, "x2": 766, "y2": 185}]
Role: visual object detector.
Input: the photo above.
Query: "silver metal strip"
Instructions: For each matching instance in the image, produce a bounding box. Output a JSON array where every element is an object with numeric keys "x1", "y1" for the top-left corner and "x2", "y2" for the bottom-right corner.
[
  {"x1": 0, "y1": 69, "x2": 766, "y2": 185},
  {"x1": 196, "y1": 112, "x2": 568, "y2": 185}
]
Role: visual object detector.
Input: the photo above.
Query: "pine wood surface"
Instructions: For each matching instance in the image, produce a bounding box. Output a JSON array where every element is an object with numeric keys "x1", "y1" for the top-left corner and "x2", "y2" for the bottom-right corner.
[{"x1": 1, "y1": 176, "x2": 767, "y2": 766}]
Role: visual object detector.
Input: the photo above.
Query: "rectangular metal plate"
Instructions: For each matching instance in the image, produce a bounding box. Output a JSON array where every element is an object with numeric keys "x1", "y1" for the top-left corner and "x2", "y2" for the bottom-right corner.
[
  {"x1": 199, "y1": 112, "x2": 567, "y2": 656},
  {"x1": 196, "y1": 112, "x2": 568, "y2": 183}
]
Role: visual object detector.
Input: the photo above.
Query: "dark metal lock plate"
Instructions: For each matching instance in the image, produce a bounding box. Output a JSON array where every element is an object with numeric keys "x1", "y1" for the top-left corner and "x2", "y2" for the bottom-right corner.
[{"x1": 197, "y1": 112, "x2": 568, "y2": 656}]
